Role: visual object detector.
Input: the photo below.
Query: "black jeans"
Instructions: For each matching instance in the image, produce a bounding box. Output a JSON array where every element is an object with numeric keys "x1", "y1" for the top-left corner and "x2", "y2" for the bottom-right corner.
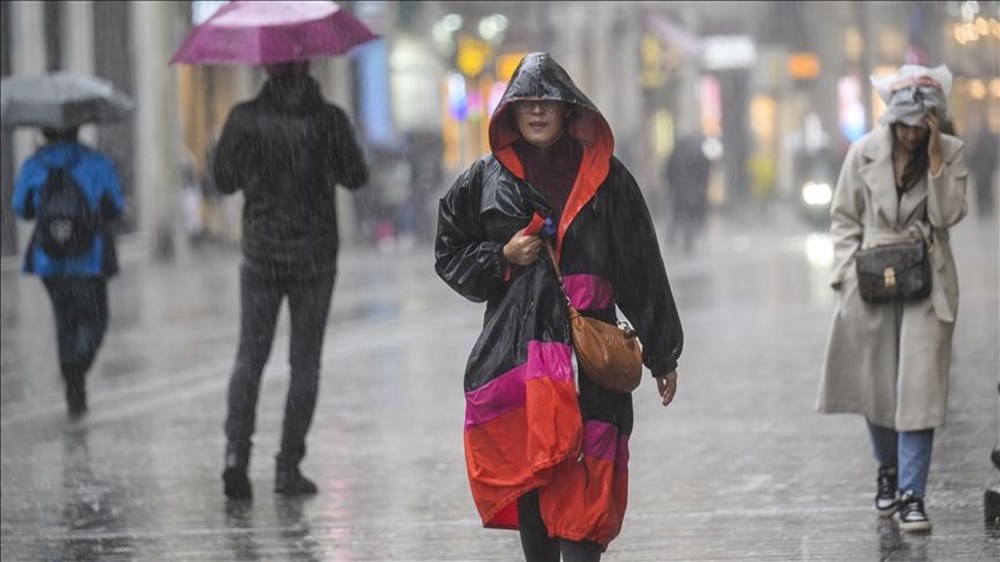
[
  {"x1": 42, "y1": 276, "x2": 109, "y2": 402},
  {"x1": 224, "y1": 263, "x2": 336, "y2": 470},
  {"x1": 518, "y1": 490, "x2": 603, "y2": 562}
]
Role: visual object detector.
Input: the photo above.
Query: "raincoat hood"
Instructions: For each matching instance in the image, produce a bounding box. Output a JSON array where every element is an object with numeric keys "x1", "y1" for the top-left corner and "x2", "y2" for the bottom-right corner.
[{"x1": 489, "y1": 52, "x2": 614, "y2": 181}]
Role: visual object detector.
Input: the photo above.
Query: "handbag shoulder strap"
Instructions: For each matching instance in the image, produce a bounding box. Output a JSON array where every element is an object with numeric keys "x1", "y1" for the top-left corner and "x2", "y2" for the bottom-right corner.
[
  {"x1": 915, "y1": 202, "x2": 933, "y2": 244},
  {"x1": 544, "y1": 239, "x2": 577, "y2": 312},
  {"x1": 543, "y1": 239, "x2": 563, "y2": 282}
]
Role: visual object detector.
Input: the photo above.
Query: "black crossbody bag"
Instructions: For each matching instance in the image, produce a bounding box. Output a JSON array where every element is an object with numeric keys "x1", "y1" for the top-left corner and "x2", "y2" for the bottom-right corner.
[{"x1": 854, "y1": 206, "x2": 932, "y2": 304}]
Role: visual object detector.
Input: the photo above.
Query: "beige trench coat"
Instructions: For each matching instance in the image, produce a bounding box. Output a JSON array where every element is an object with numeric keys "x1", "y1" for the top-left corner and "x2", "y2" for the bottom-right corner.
[{"x1": 816, "y1": 125, "x2": 968, "y2": 431}]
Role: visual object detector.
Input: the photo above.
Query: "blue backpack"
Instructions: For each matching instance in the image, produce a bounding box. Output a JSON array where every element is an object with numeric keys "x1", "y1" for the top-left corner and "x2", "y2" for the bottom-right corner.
[{"x1": 35, "y1": 158, "x2": 97, "y2": 258}]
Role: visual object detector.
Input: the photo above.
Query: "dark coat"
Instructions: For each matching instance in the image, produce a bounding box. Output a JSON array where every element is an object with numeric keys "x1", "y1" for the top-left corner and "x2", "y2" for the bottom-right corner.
[
  {"x1": 212, "y1": 74, "x2": 368, "y2": 276},
  {"x1": 665, "y1": 135, "x2": 710, "y2": 220},
  {"x1": 435, "y1": 52, "x2": 683, "y2": 547}
]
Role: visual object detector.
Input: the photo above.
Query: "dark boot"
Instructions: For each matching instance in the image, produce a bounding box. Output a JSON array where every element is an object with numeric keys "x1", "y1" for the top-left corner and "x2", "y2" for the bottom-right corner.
[
  {"x1": 274, "y1": 466, "x2": 318, "y2": 496},
  {"x1": 66, "y1": 384, "x2": 87, "y2": 420},
  {"x1": 222, "y1": 444, "x2": 253, "y2": 500}
]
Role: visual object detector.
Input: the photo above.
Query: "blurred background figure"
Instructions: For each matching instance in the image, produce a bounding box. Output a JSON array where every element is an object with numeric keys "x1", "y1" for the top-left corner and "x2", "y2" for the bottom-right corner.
[
  {"x1": 663, "y1": 134, "x2": 711, "y2": 255},
  {"x1": 169, "y1": 0, "x2": 376, "y2": 501},
  {"x1": 747, "y1": 148, "x2": 777, "y2": 219},
  {"x1": 12, "y1": 127, "x2": 125, "y2": 419},
  {"x1": 969, "y1": 123, "x2": 999, "y2": 218},
  {"x1": 3, "y1": 69, "x2": 133, "y2": 420},
  {"x1": 179, "y1": 145, "x2": 205, "y2": 245}
]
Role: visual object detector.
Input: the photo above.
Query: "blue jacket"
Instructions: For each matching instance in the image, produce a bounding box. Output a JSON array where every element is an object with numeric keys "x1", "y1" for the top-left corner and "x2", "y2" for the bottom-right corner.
[{"x1": 12, "y1": 141, "x2": 125, "y2": 277}]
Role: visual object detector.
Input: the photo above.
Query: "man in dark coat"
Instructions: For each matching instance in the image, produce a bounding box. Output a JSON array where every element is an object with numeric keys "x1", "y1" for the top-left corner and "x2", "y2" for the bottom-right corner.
[
  {"x1": 212, "y1": 60, "x2": 368, "y2": 500},
  {"x1": 664, "y1": 134, "x2": 711, "y2": 254},
  {"x1": 969, "y1": 125, "x2": 998, "y2": 218}
]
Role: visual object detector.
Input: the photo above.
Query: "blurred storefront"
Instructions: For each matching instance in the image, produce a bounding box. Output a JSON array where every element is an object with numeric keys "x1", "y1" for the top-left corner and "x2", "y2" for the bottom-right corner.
[
  {"x1": 3, "y1": 1, "x2": 996, "y2": 261},
  {"x1": 941, "y1": 0, "x2": 1000, "y2": 136}
]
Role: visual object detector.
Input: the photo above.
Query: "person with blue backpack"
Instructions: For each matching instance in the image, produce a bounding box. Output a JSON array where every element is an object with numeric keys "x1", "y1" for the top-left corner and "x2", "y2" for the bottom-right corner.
[{"x1": 12, "y1": 127, "x2": 125, "y2": 419}]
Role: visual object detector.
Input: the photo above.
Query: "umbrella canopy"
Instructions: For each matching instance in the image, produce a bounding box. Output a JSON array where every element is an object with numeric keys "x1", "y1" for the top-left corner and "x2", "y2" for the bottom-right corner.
[
  {"x1": 1, "y1": 71, "x2": 134, "y2": 130},
  {"x1": 170, "y1": 1, "x2": 378, "y2": 65}
]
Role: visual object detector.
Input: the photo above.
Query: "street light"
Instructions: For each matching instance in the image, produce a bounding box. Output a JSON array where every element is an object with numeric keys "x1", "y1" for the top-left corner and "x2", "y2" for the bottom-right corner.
[
  {"x1": 432, "y1": 13, "x2": 463, "y2": 57},
  {"x1": 478, "y1": 14, "x2": 508, "y2": 44}
]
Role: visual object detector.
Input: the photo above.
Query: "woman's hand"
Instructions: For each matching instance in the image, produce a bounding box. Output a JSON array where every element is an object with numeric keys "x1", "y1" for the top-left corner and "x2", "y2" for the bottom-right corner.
[
  {"x1": 503, "y1": 226, "x2": 542, "y2": 266},
  {"x1": 655, "y1": 370, "x2": 678, "y2": 407},
  {"x1": 926, "y1": 112, "x2": 943, "y2": 176}
]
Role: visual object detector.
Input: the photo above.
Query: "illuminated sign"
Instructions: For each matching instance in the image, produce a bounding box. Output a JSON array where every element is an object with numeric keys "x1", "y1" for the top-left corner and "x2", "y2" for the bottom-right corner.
[
  {"x1": 701, "y1": 35, "x2": 756, "y2": 71},
  {"x1": 496, "y1": 53, "x2": 526, "y2": 82},
  {"x1": 456, "y1": 36, "x2": 492, "y2": 78},
  {"x1": 788, "y1": 53, "x2": 821, "y2": 80},
  {"x1": 838, "y1": 76, "x2": 866, "y2": 142}
]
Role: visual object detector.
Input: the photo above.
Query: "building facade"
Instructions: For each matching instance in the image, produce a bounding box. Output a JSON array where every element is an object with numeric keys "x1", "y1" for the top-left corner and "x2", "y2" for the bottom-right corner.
[{"x1": 3, "y1": 1, "x2": 997, "y2": 260}]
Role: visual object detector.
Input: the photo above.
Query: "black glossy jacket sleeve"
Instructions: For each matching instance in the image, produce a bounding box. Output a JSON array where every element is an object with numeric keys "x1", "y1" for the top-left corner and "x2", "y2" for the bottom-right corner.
[
  {"x1": 607, "y1": 161, "x2": 683, "y2": 376},
  {"x1": 434, "y1": 164, "x2": 508, "y2": 303}
]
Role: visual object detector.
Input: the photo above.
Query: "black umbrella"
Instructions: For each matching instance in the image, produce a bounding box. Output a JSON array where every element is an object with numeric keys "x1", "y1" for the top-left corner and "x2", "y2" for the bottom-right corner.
[{"x1": 1, "y1": 71, "x2": 134, "y2": 130}]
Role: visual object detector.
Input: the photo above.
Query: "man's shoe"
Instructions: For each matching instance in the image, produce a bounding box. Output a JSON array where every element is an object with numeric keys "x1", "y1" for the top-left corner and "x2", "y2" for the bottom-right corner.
[
  {"x1": 275, "y1": 467, "x2": 318, "y2": 496},
  {"x1": 875, "y1": 465, "x2": 898, "y2": 517},
  {"x1": 223, "y1": 467, "x2": 253, "y2": 500},
  {"x1": 897, "y1": 490, "x2": 932, "y2": 532},
  {"x1": 66, "y1": 387, "x2": 88, "y2": 419}
]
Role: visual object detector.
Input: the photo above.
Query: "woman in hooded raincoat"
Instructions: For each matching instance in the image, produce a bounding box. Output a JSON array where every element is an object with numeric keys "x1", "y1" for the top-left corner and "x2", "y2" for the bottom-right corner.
[
  {"x1": 435, "y1": 53, "x2": 683, "y2": 560},
  {"x1": 816, "y1": 64, "x2": 967, "y2": 533}
]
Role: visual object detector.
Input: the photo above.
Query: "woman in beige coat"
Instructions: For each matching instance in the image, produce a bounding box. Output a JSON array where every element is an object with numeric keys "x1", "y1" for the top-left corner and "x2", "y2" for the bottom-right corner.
[{"x1": 817, "y1": 64, "x2": 967, "y2": 533}]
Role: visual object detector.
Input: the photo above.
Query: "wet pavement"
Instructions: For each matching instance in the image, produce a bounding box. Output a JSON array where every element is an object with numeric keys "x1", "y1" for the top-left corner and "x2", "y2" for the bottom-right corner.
[{"x1": 2, "y1": 203, "x2": 998, "y2": 561}]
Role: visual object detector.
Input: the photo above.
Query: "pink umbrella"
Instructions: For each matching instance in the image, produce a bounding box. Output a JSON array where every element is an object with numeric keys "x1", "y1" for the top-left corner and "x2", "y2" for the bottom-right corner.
[{"x1": 170, "y1": 1, "x2": 378, "y2": 65}]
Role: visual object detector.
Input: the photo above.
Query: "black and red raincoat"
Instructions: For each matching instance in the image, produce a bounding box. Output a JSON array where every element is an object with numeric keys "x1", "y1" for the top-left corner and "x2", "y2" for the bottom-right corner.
[{"x1": 434, "y1": 53, "x2": 683, "y2": 547}]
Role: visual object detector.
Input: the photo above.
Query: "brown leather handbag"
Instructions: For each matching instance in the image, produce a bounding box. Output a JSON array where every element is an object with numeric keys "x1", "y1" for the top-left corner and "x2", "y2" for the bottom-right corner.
[{"x1": 544, "y1": 241, "x2": 643, "y2": 393}]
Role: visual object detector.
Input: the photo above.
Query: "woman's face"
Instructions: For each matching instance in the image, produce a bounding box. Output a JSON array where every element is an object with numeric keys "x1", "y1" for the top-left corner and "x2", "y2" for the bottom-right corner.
[
  {"x1": 514, "y1": 99, "x2": 569, "y2": 147},
  {"x1": 894, "y1": 120, "x2": 929, "y2": 152}
]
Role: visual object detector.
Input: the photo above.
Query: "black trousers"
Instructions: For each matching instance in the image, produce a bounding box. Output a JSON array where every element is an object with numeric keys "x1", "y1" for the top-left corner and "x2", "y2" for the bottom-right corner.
[
  {"x1": 517, "y1": 490, "x2": 603, "y2": 562},
  {"x1": 42, "y1": 276, "x2": 109, "y2": 402},
  {"x1": 224, "y1": 263, "x2": 336, "y2": 470}
]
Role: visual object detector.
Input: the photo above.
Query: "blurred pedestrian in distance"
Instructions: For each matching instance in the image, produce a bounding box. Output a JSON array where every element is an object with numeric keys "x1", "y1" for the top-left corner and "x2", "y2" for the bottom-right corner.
[
  {"x1": 200, "y1": 134, "x2": 238, "y2": 244},
  {"x1": 11, "y1": 126, "x2": 125, "y2": 419},
  {"x1": 817, "y1": 64, "x2": 968, "y2": 533},
  {"x1": 747, "y1": 149, "x2": 777, "y2": 219},
  {"x1": 435, "y1": 52, "x2": 683, "y2": 561},
  {"x1": 663, "y1": 134, "x2": 711, "y2": 254},
  {"x1": 179, "y1": 146, "x2": 205, "y2": 244},
  {"x1": 969, "y1": 123, "x2": 998, "y2": 218},
  {"x1": 213, "y1": 59, "x2": 368, "y2": 500}
]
